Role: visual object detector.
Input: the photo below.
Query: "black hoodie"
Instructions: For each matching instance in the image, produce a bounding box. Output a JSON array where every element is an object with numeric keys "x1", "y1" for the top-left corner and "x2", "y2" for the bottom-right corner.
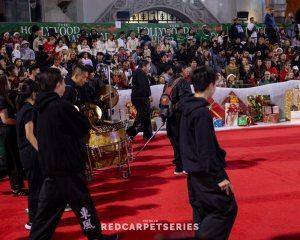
[
  {"x1": 179, "y1": 96, "x2": 228, "y2": 182},
  {"x1": 35, "y1": 91, "x2": 90, "y2": 176}
]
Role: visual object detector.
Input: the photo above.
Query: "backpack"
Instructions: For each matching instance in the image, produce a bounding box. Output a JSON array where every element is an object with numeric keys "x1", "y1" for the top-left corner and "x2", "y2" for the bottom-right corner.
[{"x1": 159, "y1": 77, "x2": 182, "y2": 119}]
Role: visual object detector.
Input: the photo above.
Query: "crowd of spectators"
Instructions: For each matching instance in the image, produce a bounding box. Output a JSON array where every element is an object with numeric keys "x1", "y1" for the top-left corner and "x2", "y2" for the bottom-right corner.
[{"x1": 0, "y1": 9, "x2": 300, "y2": 94}]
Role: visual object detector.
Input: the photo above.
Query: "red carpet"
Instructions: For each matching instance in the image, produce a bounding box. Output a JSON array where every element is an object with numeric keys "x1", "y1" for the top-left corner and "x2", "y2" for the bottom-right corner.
[{"x1": 1, "y1": 126, "x2": 300, "y2": 240}]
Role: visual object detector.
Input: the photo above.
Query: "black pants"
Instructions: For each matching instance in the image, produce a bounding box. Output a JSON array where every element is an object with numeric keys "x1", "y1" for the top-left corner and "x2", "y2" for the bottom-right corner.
[
  {"x1": 29, "y1": 173, "x2": 101, "y2": 240},
  {"x1": 127, "y1": 97, "x2": 152, "y2": 139},
  {"x1": 0, "y1": 126, "x2": 24, "y2": 190},
  {"x1": 20, "y1": 145, "x2": 43, "y2": 223},
  {"x1": 166, "y1": 112, "x2": 182, "y2": 169},
  {"x1": 187, "y1": 174, "x2": 237, "y2": 240},
  {"x1": 265, "y1": 28, "x2": 278, "y2": 44}
]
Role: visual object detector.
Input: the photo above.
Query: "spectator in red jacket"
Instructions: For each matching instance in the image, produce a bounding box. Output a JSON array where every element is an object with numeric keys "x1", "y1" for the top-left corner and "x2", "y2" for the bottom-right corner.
[
  {"x1": 279, "y1": 61, "x2": 291, "y2": 81},
  {"x1": 265, "y1": 58, "x2": 278, "y2": 80}
]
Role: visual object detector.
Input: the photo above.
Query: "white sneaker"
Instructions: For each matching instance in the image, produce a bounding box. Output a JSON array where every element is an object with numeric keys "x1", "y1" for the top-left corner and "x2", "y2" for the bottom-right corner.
[
  {"x1": 25, "y1": 208, "x2": 29, "y2": 214},
  {"x1": 64, "y1": 204, "x2": 72, "y2": 212},
  {"x1": 25, "y1": 222, "x2": 32, "y2": 230},
  {"x1": 182, "y1": 170, "x2": 188, "y2": 175}
]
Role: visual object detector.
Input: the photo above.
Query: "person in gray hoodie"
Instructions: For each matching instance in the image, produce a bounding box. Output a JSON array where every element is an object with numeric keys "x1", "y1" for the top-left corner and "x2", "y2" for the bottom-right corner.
[{"x1": 20, "y1": 40, "x2": 35, "y2": 62}]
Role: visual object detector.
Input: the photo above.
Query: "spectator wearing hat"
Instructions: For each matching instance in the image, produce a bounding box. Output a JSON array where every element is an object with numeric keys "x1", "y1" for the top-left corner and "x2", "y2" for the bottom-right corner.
[
  {"x1": 292, "y1": 65, "x2": 300, "y2": 79},
  {"x1": 2, "y1": 32, "x2": 13, "y2": 49},
  {"x1": 226, "y1": 74, "x2": 239, "y2": 88},
  {"x1": 229, "y1": 17, "x2": 246, "y2": 41},
  {"x1": 1, "y1": 32, "x2": 14, "y2": 58},
  {"x1": 12, "y1": 32, "x2": 23, "y2": 46},
  {"x1": 198, "y1": 25, "x2": 212, "y2": 44},
  {"x1": 12, "y1": 44, "x2": 21, "y2": 63},
  {"x1": 226, "y1": 57, "x2": 240, "y2": 81},
  {"x1": 20, "y1": 41, "x2": 35, "y2": 62},
  {"x1": 32, "y1": 30, "x2": 47, "y2": 52}
]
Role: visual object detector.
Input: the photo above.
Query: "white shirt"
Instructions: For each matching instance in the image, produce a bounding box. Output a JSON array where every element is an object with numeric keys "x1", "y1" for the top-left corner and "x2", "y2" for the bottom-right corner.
[
  {"x1": 127, "y1": 37, "x2": 139, "y2": 52},
  {"x1": 247, "y1": 22, "x2": 257, "y2": 38},
  {"x1": 117, "y1": 38, "x2": 126, "y2": 49}
]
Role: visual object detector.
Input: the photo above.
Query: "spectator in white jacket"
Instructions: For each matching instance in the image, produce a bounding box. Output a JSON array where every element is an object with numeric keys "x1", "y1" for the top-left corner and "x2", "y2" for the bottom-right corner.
[
  {"x1": 105, "y1": 34, "x2": 118, "y2": 56},
  {"x1": 32, "y1": 30, "x2": 47, "y2": 52},
  {"x1": 127, "y1": 31, "x2": 139, "y2": 53},
  {"x1": 12, "y1": 43, "x2": 21, "y2": 63},
  {"x1": 51, "y1": 56, "x2": 68, "y2": 77},
  {"x1": 247, "y1": 17, "x2": 258, "y2": 45},
  {"x1": 117, "y1": 31, "x2": 127, "y2": 50},
  {"x1": 96, "y1": 35, "x2": 107, "y2": 54},
  {"x1": 55, "y1": 39, "x2": 69, "y2": 55},
  {"x1": 77, "y1": 39, "x2": 92, "y2": 55}
]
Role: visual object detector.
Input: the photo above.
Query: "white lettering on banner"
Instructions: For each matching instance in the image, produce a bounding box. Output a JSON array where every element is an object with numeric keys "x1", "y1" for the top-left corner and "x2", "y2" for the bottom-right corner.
[{"x1": 20, "y1": 26, "x2": 31, "y2": 35}]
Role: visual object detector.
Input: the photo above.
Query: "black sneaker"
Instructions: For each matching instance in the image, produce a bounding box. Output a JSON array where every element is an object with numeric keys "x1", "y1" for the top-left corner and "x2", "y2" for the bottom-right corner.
[
  {"x1": 25, "y1": 222, "x2": 32, "y2": 230},
  {"x1": 92, "y1": 234, "x2": 118, "y2": 240}
]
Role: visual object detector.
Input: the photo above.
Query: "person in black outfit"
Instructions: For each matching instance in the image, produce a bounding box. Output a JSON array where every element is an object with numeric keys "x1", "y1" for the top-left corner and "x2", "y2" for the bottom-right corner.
[
  {"x1": 229, "y1": 17, "x2": 246, "y2": 41},
  {"x1": 27, "y1": 64, "x2": 40, "y2": 82},
  {"x1": 180, "y1": 66, "x2": 237, "y2": 240},
  {"x1": 16, "y1": 80, "x2": 42, "y2": 230},
  {"x1": 164, "y1": 63, "x2": 192, "y2": 174},
  {"x1": 63, "y1": 64, "x2": 89, "y2": 109},
  {"x1": 28, "y1": 25, "x2": 40, "y2": 50},
  {"x1": 0, "y1": 74, "x2": 26, "y2": 195},
  {"x1": 127, "y1": 60, "x2": 153, "y2": 140},
  {"x1": 29, "y1": 68, "x2": 117, "y2": 240}
]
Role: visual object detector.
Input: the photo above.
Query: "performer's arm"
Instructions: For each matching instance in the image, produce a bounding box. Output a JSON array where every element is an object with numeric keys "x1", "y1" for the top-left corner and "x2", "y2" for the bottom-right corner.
[{"x1": 25, "y1": 121, "x2": 38, "y2": 151}]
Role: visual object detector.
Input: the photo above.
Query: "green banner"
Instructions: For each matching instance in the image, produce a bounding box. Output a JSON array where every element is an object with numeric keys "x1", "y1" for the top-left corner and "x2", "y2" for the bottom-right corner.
[{"x1": 0, "y1": 22, "x2": 272, "y2": 42}]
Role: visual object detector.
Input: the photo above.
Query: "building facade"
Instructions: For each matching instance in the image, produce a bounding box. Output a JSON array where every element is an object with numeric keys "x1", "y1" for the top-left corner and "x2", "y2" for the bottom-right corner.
[{"x1": 0, "y1": 0, "x2": 295, "y2": 24}]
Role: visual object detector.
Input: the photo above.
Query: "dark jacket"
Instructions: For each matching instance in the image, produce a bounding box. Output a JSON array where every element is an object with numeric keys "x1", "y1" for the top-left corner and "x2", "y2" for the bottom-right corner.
[
  {"x1": 16, "y1": 102, "x2": 36, "y2": 150},
  {"x1": 165, "y1": 75, "x2": 192, "y2": 116},
  {"x1": 35, "y1": 92, "x2": 90, "y2": 176},
  {"x1": 264, "y1": 13, "x2": 276, "y2": 29},
  {"x1": 179, "y1": 96, "x2": 228, "y2": 182},
  {"x1": 131, "y1": 68, "x2": 151, "y2": 99}
]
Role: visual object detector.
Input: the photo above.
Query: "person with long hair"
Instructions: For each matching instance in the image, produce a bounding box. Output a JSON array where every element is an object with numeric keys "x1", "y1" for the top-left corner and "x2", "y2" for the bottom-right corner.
[
  {"x1": 0, "y1": 74, "x2": 26, "y2": 196},
  {"x1": 16, "y1": 80, "x2": 42, "y2": 230}
]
